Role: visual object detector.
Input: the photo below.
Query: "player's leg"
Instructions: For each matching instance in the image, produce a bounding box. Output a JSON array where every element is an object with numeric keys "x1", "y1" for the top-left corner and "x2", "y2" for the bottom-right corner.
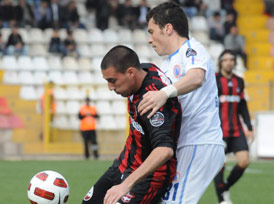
[
  {"x1": 214, "y1": 165, "x2": 226, "y2": 203},
  {"x1": 81, "y1": 131, "x2": 90, "y2": 159},
  {"x1": 161, "y1": 144, "x2": 225, "y2": 204},
  {"x1": 82, "y1": 166, "x2": 121, "y2": 204},
  {"x1": 91, "y1": 130, "x2": 99, "y2": 159}
]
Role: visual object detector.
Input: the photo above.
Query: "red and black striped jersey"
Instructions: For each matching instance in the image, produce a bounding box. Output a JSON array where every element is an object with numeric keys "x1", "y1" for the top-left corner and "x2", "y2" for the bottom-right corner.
[
  {"x1": 113, "y1": 63, "x2": 182, "y2": 188},
  {"x1": 216, "y1": 72, "x2": 252, "y2": 138}
]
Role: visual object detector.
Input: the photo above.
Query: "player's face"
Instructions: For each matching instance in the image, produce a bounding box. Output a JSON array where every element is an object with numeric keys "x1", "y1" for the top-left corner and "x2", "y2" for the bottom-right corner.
[
  {"x1": 221, "y1": 53, "x2": 236, "y2": 74},
  {"x1": 102, "y1": 66, "x2": 134, "y2": 97},
  {"x1": 148, "y1": 18, "x2": 168, "y2": 56}
]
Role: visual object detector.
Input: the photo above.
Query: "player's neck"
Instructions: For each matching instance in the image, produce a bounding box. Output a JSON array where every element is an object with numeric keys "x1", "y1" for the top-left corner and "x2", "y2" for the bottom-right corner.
[
  {"x1": 134, "y1": 70, "x2": 147, "y2": 93},
  {"x1": 168, "y1": 36, "x2": 188, "y2": 55},
  {"x1": 221, "y1": 70, "x2": 233, "y2": 79}
]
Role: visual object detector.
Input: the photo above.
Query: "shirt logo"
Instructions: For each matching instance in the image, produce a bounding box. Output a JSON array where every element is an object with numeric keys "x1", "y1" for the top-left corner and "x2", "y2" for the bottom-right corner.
[
  {"x1": 84, "y1": 186, "x2": 94, "y2": 201},
  {"x1": 121, "y1": 192, "x2": 135, "y2": 203},
  {"x1": 186, "y1": 48, "x2": 197, "y2": 58},
  {"x1": 219, "y1": 95, "x2": 240, "y2": 103},
  {"x1": 173, "y1": 64, "x2": 182, "y2": 79},
  {"x1": 130, "y1": 116, "x2": 144, "y2": 134},
  {"x1": 150, "y1": 112, "x2": 165, "y2": 127}
]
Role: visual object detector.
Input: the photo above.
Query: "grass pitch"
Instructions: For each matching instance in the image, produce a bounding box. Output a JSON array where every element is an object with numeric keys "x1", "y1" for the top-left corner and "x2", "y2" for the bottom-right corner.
[{"x1": 0, "y1": 159, "x2": 273, "y2": 203}]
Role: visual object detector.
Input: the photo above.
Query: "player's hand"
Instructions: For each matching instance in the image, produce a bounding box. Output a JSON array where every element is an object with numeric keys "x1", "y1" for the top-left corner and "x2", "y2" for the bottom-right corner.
[
  {"x1": 138, "y1": 90, "x2": 168, "y2": 118},
  {"x1": 245, "y1": 130, "x2": 254, "y2": 144},
  {"x1": 103, "y1": 184, "x2": 130, "y2": 204}
]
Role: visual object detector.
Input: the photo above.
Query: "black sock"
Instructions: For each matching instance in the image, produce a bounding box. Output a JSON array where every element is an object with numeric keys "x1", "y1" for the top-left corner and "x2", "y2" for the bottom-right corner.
[
  {"x1": 225, "y1": 165, "x2": 246, "y2": 190},
  {"x1": 214, "y1": 166, "x2": 225, "y2": 202}
]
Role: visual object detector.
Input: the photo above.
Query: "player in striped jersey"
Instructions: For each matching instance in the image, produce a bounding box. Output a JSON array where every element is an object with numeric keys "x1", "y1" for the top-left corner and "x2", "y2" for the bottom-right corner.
[
  {"x1": 214, "y1": 49, "x2": 253, "y2": 204},
  {"x1": 82, "y1": 45, "x2": 182, "y2": 204}
]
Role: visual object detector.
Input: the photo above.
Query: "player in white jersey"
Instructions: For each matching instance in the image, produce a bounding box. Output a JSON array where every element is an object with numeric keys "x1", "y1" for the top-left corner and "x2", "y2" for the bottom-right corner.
[{"x1": 138, "y1": 2, "x2": 225, "y2": 204}]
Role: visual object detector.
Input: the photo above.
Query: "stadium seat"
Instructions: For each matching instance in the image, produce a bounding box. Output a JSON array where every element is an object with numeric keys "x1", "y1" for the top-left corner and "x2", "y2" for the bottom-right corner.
[
  {"x1": 53, "y1": 87, "x2": 67, "y2": 100},
  {"x1": 52, "y1": 115, "x2": 69, "y2": 129},
  {"x1": 65, "y1": 101, "x2": 80, "y2": 114},
  {"x1": 3, "y1": 71, "x2": 19, "y2": 84},
  {"x1": 93, "y1": 72, "x2": 106, "y2": 85},
  {"x1": 29, "y1": 44, "x2": 48, "y2": 57},
  {"x1": 237, "y1": 16, "x2": 267, "y2": 29},
  {"x1": 59, "y1": 28, "x2": 68, "y2": 40},
  {"x1": 78, "y1": 71, "x2": 93, "y2": 84},
  {"x1": 63, "y1": 71, "x2": 79, "y2": 84},
  {"x1": 33, "y1": 56, "x2": 49, "y2": 70},
  {"x1": 96, "y1": 86, "x2": 113, "y2": 100},
  {"x1": 48, "y1": 71, "x2": 64, "y2": 85},
  {"x1": 44, "y1": 28, "x2": 54, "y2": 43},
  {"x1": 2, "y1": 56, "x2": 18, "y2": 70},
  {"x1": 88, "y1": 28, "x2": 104, "y2": 44},
  {"x1": 18, "y1": 71, "x2": 35, "y2": 84},
  {"x1": 82, "y1": 86, "x2": 97, "y2": 100},
  {"x1": 76, "y1": 2, "x2": 87, "y2": 17},
  {"x1": 66, "y1": 86, "x2": 85, "y2": 100},
  {"x1": 118, "y1": 28, "x2": 133, "y2": 43},
  {"x1": 96, "y1": 101, "x2": 112, "y2": 114},
  {"x1": 1, "y1": 28, "x2": 11, "y2": 42},
  {"x1": 29, "y1": 28, "x2": 46, "y2": 44},
  {"x1": 33, "y1": 71, "x2": 48, "y2": 85},
  {"x1": 208, "y1": 43, "x2": 224, "y2": 60},
  {"x1": 55, "y1": 101, "x2": 67, "y2": 114},
  {"x1": 73, "y1": 28, "x2": 89, "y2": 44},
  {"x1": 90, "y1": 44, "x2": 107, "y2": 58},
  {"x1": 48, "y1": 55, "x2": 63, "y2": 70},
  {"x1": 36, "y1": 86, "x2": 45, "y2": 99},
  {"x1": 190, "y1": 16, "x2": 208, "y2": 32},
  {"x1": 115, "y1": 115, "x2": 127, "y2": 129},
  {"x1": 132, "y1": 29, "x2": 148, "y2": 44},
  {"x1": 78, "y1": 58, "x2": 92, "y2": 71},
  {"x1": 98, "y1": 115, "x2": 117, "y2": 130},
  {"x1": 62, "y1": 56, "x2": 78, "y2": 70},
  {"x1": 245, "y1": 43, "x2": 271, "y2": 57},
  {"x1": 19, "y1": 85, "x2": 38, "y2": 100},
  {"x1": 191, "y1": 31, "x2": 210, "y2": 46},
  {"x1": 112, "y1": 100, "x2": 127, "y2": 115},
  {"x1": 78, "y1": 44, "x2": 92, "y2": 58},
  {"x1": 18, "y1": 28, "x2": 30, "y2": 44},
  {"x1": 91, "y1": 57, "x2": 103, "y2": 73},
  {"x1": 135, "y1": 44, "x2": 153, "y2": 58},
  {"x1": 103, "y1": 28, "x2": 119, "y2": 44},
  {"x1": 68, "y1": 115, "x2": 80, "y2": 130},
  {"x1": 17, "y1": 56, "x2": 34, "y2": 70}
]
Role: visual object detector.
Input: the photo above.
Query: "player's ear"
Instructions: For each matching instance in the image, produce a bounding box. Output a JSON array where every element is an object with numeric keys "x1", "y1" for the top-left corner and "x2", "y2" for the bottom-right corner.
[
  {"x1": 165, "y1": 23, "x2": 173, "y2": 35},
  {"x1": 126, "y1": 67, "x2": 136, "y2": 77}
]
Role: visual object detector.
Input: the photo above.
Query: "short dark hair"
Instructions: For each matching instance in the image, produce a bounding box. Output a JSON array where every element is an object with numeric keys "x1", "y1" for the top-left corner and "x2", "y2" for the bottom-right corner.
[
  {"x1": 146, "y1": 2, "x2": 189, "y2": 38},
  {"x1": 218, "y1": 49, "x2": 237, "y2": 72},
  {"x1": 101, "y1": 45, "x2": 141, "y2": 73}
]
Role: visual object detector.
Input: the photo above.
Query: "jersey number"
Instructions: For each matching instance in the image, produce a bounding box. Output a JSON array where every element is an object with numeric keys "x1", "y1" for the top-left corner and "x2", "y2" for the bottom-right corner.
[{"x1": 163, "y1": 183, "x2": 179, "y2": 201}]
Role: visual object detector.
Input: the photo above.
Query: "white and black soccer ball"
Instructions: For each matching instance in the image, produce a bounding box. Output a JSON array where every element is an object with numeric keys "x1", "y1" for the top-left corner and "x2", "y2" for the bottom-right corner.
[{"x1": 27, "y1": 170, "x2": 69, "y2": 204}]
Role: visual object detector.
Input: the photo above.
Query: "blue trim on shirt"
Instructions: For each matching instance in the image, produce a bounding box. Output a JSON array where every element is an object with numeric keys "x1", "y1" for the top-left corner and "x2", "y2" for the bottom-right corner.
[
  {"x1": 169, "y1": 39, "x2": 189, "y2": 60},
  {"x1": 186, "y1": 40, "x2": 195, "y2": 65},
  {"x1": 179, "y1": 145, "x2": 197, "y2": 204}
]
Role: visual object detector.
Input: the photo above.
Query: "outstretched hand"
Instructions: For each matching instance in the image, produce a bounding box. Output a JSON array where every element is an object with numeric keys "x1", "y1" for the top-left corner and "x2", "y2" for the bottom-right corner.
[{"x1": 137, "y1": 90, "x2": 168, "y2": 118}]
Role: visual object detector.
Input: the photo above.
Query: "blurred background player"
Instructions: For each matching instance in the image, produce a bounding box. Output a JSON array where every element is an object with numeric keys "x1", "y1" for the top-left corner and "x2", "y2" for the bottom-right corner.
[
  {"x1": 215, "y1": 49, "x2": 254, "y2": 204},
  {"x1": 78, "y1": 97, "x2": 99, "y2": 160},
  {"x1": 82, "y1": 45, "x2": 182, "y2": 204}
]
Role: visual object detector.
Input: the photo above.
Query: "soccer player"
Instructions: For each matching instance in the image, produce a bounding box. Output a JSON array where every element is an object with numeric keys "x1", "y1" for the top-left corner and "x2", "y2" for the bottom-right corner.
[
  {"x1": 82, "y1": 45, "x2": 182, "y2": 204},
  {"x1": 214, "y1": 49, "x2": 254, "y2": 204},
  {"x1": 137, "y1": 2, "x2": 225, "y2": 203}
]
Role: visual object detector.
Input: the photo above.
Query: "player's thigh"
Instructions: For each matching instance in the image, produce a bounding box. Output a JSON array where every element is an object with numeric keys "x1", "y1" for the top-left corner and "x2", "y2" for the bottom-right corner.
[
  {"x1": 82, "y1": 166, "x2": 121, "y2": 204},
  {"x1": 117, "y1": 181, "x2": 167, "y2": 204},
  {"x1": 161, "y1": 145, "x2": 224, "y2": 203}
]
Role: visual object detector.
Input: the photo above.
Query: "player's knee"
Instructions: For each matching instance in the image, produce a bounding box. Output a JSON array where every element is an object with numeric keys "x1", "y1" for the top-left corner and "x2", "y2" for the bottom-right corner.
[{"x1": 238, "y1": 157, "x2": 250, "y2": 168}]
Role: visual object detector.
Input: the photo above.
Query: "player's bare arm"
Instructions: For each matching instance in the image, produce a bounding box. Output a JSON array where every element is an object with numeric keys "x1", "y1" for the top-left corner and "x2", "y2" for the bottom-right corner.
[
  {"x1": 138, "y1": 68, "x2": 205, "y2": 118},
  {"x1": 103, "y1": 147, "x2": 174, "y2": 204}
]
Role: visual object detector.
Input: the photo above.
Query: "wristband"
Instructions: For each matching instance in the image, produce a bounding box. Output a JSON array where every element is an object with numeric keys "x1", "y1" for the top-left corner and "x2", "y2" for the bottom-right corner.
[{"x1": 161, "y1": 84, "x2": 178, "y2": 98}]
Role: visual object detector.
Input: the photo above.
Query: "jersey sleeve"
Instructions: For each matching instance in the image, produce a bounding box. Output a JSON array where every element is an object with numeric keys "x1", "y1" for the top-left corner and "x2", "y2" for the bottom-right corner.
[{"x1": 138, "y1": 98, "x2": 181, "y2": 151}]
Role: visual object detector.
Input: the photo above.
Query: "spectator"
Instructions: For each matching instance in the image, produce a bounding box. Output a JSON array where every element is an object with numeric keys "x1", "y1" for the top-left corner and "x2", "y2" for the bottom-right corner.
[
  {"x1": 224, "y1": 25, "x2": 247, "y2": 67},
  {"x1": 5, "y1": 26, "x2": 28, "y2": 56},
  {"x1": 62, "y1": 29, "x2": 78, "y2": 57},
  {"x1": 0, "y1": 33, "x2": 5, "y2": 55},
  {"x1": 224, "y1": 9, "x2": 237, "y2": 35},
  {"x1": 78, "y1": 97, "x2": 99, "y2": 160},
  {"x1": 48, "y1": 28, "x2": 63, "y2": 54},
  {"x1": 85, "y1": 0, "x2": 96, "y2": 12},
  {"x1": 0, "y1": 0, "x2": 15, "y2": 28},
  {"x1": 66, "y1": 0, "x2": 85, "y2": 29},
  {"x1": 34, "y1": 0, "x2": 52, "y2": 30},
  {"x1": 49, "y1": 0, "x2": 65, "y2": 28},
  {"x1": 136, "y1": 0, "x2": 150, "y2": 29},
  {"x1": 14, "y1": 0, "x2": 35, "y2": 28},
  {"x1": 208, "y1": 11, "x2": 225, "y2": 43},
  {"x1": 95, "y1": 0, "x2": 111, "y2": 30},
  {"x1": 117, "y1": 0, "x2": 137, "y2": 30}
]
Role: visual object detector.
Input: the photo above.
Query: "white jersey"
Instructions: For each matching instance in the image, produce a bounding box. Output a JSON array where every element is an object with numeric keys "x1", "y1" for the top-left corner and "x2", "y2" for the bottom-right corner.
[{"x1": 161, "y1": 38, "x2": 223, "y2": 148}]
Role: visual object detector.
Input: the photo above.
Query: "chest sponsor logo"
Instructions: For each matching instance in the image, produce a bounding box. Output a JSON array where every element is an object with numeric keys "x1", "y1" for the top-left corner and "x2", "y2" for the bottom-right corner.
[
  {"x1": 130, "y1": 116, "x2": 144, "y2": 134},
  {"x1": 173, "y1": 64, "x2": 182, "y2": 79},
  {"x1": 219, "y1": 95, "x2": 240, "y2": 103},
  {"x1": 121, "y1": 192, "x2": 135, "y2": 203},
  {"x1": 150, "y1": 112, "x2": 165, "y2": 127},
  {"x1": 186, "y1": 48, "x2": 197, "y2": 58}
]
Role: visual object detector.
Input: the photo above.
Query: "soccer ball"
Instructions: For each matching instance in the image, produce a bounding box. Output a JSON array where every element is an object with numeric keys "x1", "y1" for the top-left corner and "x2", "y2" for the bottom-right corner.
[{"x1": 27, "y1": 170, "x2": 69, "y2": 204}]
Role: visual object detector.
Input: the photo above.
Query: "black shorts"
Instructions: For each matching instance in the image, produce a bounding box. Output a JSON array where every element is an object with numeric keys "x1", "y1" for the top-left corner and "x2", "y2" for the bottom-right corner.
[
  {"x1": 82, "y1": 165, "x2": 168, "y2": 204},
  {"x1": 224, "y1": 134, "x2": 249, "y2": 154}
]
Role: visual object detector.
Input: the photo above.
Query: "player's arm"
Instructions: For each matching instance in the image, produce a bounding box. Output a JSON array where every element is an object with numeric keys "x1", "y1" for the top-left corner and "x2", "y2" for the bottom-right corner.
[
  {"x1": 103, "y1": 147, "x2": 173, "y2": 204},
  {"x1": 138, "y1": 68, "x2": 205, "y2": 118},
  {"x1": 239, "y1": 99, "x2": 254, "y2": 141}
]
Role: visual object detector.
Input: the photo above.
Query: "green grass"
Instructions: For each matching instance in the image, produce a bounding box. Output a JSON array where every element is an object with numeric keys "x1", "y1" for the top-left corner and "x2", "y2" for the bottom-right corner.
[{"x1": 0, "y1": 160, "x2": 273, "y2": 204}]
